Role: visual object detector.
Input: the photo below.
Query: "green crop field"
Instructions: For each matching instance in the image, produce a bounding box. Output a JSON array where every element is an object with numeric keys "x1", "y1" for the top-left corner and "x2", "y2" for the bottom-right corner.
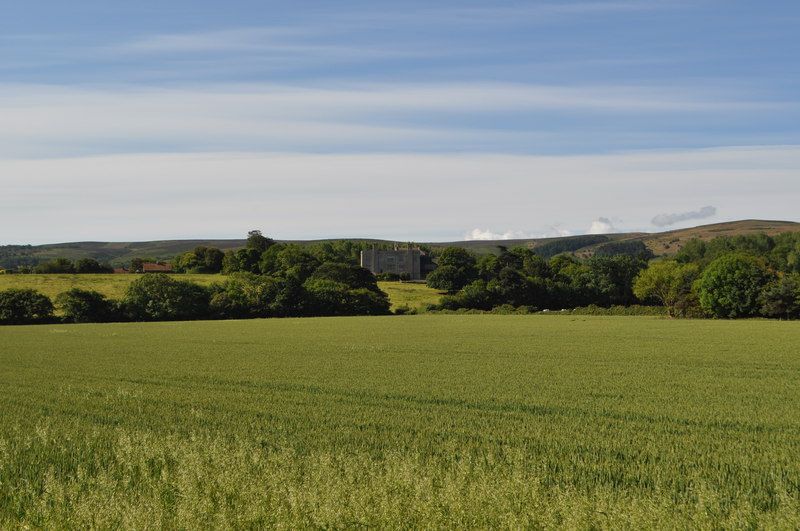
[
  {"x1": 0, "y1": 275, "x2": 440, "y2": 312},
  {"x1": 1, "y1": 315, "x2": 799, "y2": 528}
]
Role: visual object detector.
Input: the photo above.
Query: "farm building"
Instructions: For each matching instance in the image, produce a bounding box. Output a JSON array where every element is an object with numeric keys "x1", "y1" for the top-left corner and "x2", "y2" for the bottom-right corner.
[
  {"x1": 360, "y1": 248, "x2": 433, "y2": 280},
  {"x1": 141, "y1": 262, "x2": 173, "y2": 273}
]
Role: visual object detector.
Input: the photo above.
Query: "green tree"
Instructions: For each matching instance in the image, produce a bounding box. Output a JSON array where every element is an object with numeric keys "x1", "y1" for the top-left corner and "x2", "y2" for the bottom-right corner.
[
  {"x1": 209, "y1": 273, "x2": 284, "y2": 319},
  {"x1": 130, "y1": 258, "x2": 145, "y2": 273},
  {"x1": 426, "y1": 265, "x2": 462, "y2": 293},
  {"x1": 633, "y1": 261, "x2": 700, "y2": 317},
  {"x1": 487, "y1": 267, "x2": 531, "y2": 307},
  {"x1": 35, "y1": 258, "x2": 75, "y2": 274},
  {"x1": 303, "y1": 278, "x2": 389, "y2": 316},
  {"x1": 308, "y1": 262, "x2": 381, "y2": 292},
  {"x1": 759, "y1": 274, "x2": 800, "y2": 319},
  {"x1": 0, "y1": 288, "x2": 54, "y2": 324},
  {"x1": 427, "y1": 247, "x2": 478, "y2": 292},
  {"x1": 548, "y1": 254, "x2": 581, "y2": 281},
  {"x1": 173, "y1": 251, "x2": 200, "y2": 273},
  {"x1": 200, "y1": 247, "x2": 225, "y2": 273},
  {"x1": 274, "y1": 245, "x2": 320, "y2": 281},
  {"x1": 675, "y1": 238, "x2": 707, "y2": 264},
  {"x1": 124, "y1": 274, "x2": 210, "y2": 321},
  {"x1": 453, "y1": 279, "x2": 495, "y2": 310},
  {"x1": 74, "y1": 258, "x2": 113, "y2": 274},
  {"x1": 246, "y1": 230, "x2": 275, "y2": 252},
  {"x1": 522, "y1": 253, "x2": 551, "y2": 278},
  {"x1": 258, "y1": 244, "x2": 286, "y2": 275},
  {"x1": 698, "y1": 254, "x2": 773, "y2": 318},
  {"x1": 583, "y1": 255, "x2": 647, "y2": 306},
  {"x1": 222, "y1": 248, "x2": 262, "y2": 274},
  {"x1": 56, "y1": 289, "x2": 116, "y2": 323},
  {"x1": 174, "y1": 247, "x2": 225, "y2": 273},
  {"x1": 476, "y1": 254, "x2": 499, "y2": 280},
  {"x1": 769, "y1": 232, "x2": 800, "y2": 273}
]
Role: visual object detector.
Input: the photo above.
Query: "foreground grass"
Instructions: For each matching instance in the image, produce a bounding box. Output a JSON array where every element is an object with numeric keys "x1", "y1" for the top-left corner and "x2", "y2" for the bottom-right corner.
[{"x1": 1, "y1": 315, "x2": 799, "y2": 528}]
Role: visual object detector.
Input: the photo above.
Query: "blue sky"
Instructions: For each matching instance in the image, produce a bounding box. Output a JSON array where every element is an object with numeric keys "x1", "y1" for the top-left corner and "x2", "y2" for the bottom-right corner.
[{"x1": 1, "y1": 0, "x2": 798, "y2": 243}]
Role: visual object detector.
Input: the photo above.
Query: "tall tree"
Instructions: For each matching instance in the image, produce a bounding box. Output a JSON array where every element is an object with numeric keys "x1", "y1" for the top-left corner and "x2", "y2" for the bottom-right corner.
[
  {"x1": 698, "y1": 254, "x2": 773, "y2": 318},
  {"x1": 246, "y1": 230, "x2": 275, "y2": 252}
]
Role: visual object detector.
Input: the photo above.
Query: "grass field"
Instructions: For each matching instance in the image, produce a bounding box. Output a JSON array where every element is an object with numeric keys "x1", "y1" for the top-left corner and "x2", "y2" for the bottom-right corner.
[
  {"x1": 0, "y1": 274, "x2": 223, "y2": 301},
  {"x1": 1, "y1": 315, "x2": 799, "y2": 527},
  {"x1": 0, "y1": 275, "x2": 442, "y2": 312},
  {"x1": 376, "y1": 281, "x2": 443, "y2": 311}
]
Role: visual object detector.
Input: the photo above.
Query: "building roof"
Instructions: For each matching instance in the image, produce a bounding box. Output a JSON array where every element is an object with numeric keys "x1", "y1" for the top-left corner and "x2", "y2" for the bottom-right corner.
[{"x1": 141, "y1": 262, "x2": 172, "y2": 272}]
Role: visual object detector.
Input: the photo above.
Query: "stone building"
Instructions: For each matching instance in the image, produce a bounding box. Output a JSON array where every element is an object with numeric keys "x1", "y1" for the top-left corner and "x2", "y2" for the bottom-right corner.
[{"x1": 360, "y1": 248, "x2": 432, "y2": 280}]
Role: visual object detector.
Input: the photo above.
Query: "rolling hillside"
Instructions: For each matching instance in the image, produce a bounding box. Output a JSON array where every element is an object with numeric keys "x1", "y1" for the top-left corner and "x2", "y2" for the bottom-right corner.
[{"x1": 1, "y1": 220, "x2": 798, "y2": 268}]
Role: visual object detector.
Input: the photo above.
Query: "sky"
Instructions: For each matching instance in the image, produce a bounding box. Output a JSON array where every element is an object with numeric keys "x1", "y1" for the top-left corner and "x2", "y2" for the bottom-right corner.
[{"x1": 1, "y1": 0, "x2": 798, "y2": 244}]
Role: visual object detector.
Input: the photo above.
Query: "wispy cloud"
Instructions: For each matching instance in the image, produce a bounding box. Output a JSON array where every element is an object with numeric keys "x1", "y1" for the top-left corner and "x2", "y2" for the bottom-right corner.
[
  {"x1": 118, "y1": 27, "x2": 307, "y2": 54},
  {"x1": 113, "y1": 27, "x2": 426, "y2": 61},
  {"x1": 651, "y1": 206, "x2": 717, "y2": 227},
  {"x1": 344, "y1": 1, "x2": 688, "y2": 27},
  {"x1": 0, "y1": 82, "x2": 786, "y2": 158}
]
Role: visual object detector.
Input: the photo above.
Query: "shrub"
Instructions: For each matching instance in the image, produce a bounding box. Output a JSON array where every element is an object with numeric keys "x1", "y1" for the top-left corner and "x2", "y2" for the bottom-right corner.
[
  {"x1": 74, "y1": 258, "x2": 113, "y2": 274},
  {"x1": 309, "y1": 263, "x2": 381, "y2": 292},
  {"x1": 759, "y1": 274, "x2": 800, "y2": 319},
  {"x1": 393, "y1": 304, "x2": 415, "y2": 315},
  {"x1": 559, "y1": 305, "x2": 668, "y2": 317},
  {"x1": 124, "y1": 274, "x2": 210, "y2": 321},
  {"x1": 698, "y1": 254, "x2": 774, "y2": 318},
  {"x1": 55, "y1": 289, "x2": 116, "y2": 323},
  {"x1": 0, "y1": 289, "x2": 54, "y2": 324},
  {"x1": 457, "y1": 279, "x2": 496, "y2": 310},
  {"x1": 426, "y1": 265, "x2": 462, "y2": 293},
  {"x1": 209, "y1": 273, "x2": 285, "y2": 319},
  {"x1": 347, "y1": 288, "x2": 392, "y2": 316},
  {"x1": 303, "y1": 279, "x2": 390, "y2": 316},
  {"x1": 34, "y1": 258, "x2": 75, "y2": 274}
]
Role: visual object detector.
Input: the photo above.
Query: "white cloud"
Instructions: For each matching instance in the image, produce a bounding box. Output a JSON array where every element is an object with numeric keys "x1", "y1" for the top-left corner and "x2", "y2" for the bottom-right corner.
[
  {"x1": 465, "y1": 229, "x2": 534, "y2": 241},
  {"x1": 464, "y1": 225, "x2": 573, "y2": 240},
  {"x1": 588, "y1": 217, "x2": 618, "y2": 234},
  {"x1": 547, "y1": 225, "x2": 573, "y2": 237}
]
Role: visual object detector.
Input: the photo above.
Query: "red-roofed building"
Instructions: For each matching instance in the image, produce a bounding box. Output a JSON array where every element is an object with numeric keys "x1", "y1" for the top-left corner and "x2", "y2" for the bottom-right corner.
[{"x1": 141, "y1": 262, "x2": 173, "y2": 273}]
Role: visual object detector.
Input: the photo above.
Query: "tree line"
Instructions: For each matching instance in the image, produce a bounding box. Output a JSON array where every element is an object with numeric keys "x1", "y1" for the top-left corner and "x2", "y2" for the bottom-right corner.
[
  {"x1": 0, "y1": 271, "x2": 390, "y2": 326},
  {"x1": 0, "y1": 230, "x2": 401, "y2": 324},
  {"x1": 4, "y1": 231, "x2": 429, "y2": 276},
  {"x1": 428, "y1": 232, "x2": 800, "y2": 319},
  {"x1": 3, "y1": 230, "x2": 800, "y2": 324}
]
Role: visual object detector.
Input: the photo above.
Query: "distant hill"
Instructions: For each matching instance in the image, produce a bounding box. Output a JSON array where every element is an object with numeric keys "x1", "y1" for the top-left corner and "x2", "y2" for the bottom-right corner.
[
  {"x1": 1, "y1": 220, "x2": 798, "y2": 268},
  {"x1": 430, "y1": 220, "x2": 800, "y2": 257},
  {"x1": 636, "y1": 219, "x2": 800, "y2": 256}
]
